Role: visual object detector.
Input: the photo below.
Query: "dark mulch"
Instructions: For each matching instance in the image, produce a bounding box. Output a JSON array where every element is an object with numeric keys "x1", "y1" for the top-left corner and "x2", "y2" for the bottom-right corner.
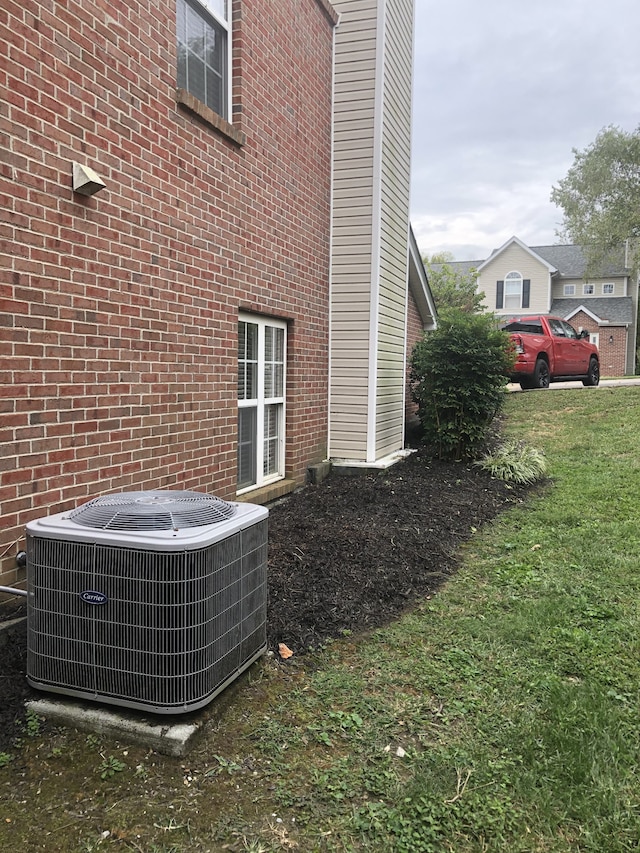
[{"x1": 0, "y1": 447, "x2": 533, "y2": 752}]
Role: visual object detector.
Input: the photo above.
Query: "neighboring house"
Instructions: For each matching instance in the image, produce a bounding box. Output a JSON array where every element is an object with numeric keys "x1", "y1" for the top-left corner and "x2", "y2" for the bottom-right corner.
[
  {"x1": 452, "y1": 237, "x2": 636, "y2": 377},
  {"x1": 0, "y1": 0, "x2": 435, "y2": 592}
]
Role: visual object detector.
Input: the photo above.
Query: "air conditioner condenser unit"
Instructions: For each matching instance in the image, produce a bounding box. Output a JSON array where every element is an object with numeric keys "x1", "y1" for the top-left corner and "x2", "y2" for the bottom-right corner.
[{"x1": 26, "y1": 491, "x2": 268, "y2": 714}]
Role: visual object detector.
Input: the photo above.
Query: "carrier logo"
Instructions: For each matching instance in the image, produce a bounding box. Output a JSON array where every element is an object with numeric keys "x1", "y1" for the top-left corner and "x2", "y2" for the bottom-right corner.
[{"x1": 80, "y1": 590, "x2": 108, "y2": 605}]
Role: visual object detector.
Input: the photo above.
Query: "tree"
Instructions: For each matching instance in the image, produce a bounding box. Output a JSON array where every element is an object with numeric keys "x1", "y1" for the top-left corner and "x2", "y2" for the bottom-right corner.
[
  {"x1": 422, "y1": 252, "x2": 486, "y2": 314},
  {"x1": 551, "y1": 125, "x2": 640, "y2": 276}
]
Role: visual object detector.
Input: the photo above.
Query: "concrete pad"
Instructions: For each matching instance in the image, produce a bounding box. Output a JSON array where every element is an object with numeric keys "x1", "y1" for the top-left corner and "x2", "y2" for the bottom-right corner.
[{"x1": 26, "y1": 697, "x2": 203, "y2": 757}]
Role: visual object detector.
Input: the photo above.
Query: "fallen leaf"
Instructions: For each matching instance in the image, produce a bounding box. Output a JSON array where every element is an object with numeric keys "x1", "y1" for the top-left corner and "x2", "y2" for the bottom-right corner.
[{"x1": 278, "y1": 643, "x2": 294, "y2": 659}]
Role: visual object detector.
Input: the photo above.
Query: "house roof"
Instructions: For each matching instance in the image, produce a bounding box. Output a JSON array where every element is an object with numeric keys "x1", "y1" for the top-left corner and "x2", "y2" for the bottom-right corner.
[
  {"x1": 409, "y1": 226, "x2": 438, "y2": 329},
  {"x1": 531, "y1": 244, "x2": 628, "y2": 278},
  {"x1": 429, "y1": 240, "x2": 629, "y2": 281},
  {"x1": 551, "y1": 297, "x2": 634, "y2": 325}
]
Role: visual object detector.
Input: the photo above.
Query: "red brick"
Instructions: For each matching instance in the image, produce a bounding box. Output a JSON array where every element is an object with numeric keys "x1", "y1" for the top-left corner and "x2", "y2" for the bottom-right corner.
[{"x1": 1, "y1": 0, "x2": 334, "y2": 587}]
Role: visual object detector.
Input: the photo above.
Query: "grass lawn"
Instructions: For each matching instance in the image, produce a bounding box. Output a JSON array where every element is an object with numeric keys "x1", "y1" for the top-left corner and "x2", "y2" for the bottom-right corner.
[{"x1": 2, "y1": 386, "x2": 640, "y2": 852}]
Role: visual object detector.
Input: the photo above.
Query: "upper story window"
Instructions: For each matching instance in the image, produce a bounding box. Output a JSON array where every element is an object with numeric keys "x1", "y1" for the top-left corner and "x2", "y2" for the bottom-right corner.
[
  {"x1": 564, "y1": 284, "x2": 576, "y2": 296},
  {"x1": 504, "y1": 271, "x2": 522, "y2": 308},
  {"x1": 504, "y1": 271, "x2": 523, "y2": 309},
  {"x1": 583, "y1": 283, "x2": 594, "y2": 295},
  {"x1": 496, "y1": 272, "x2": 530, "y2": 310},
  {"x1": 177, "y1": 0, "x2": 229, "y2": 119},
  {"x1": 602, "y1": 283, "x2": 614, "y2": 295}
]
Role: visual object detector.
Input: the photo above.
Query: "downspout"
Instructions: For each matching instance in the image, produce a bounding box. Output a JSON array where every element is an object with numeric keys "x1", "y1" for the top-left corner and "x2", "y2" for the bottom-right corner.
[{"x1": 327, "y1": 10, "x2": 341, "y2": 460}]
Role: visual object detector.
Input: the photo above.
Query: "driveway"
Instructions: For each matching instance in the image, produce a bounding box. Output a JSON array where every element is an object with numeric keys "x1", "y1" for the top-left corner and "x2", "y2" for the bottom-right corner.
[{"x1": 508, "y1": 377, "x2": 640, "y2": 392}]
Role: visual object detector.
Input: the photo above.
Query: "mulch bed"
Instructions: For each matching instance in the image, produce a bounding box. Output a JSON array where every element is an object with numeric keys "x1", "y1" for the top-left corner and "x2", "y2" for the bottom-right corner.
[{"x1": 0, "y1": 446, "x2": 534, "y2": 752}]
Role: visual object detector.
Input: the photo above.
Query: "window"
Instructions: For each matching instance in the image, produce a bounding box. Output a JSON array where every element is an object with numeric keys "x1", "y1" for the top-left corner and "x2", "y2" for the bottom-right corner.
[
  {"x1": 564, "y1": 284, "x2": 576, "y2": 296},
  {"x1": 583, "y1": 283, "x2": 594, "y2": 295},
  {"x1": 548, "y1": 318, "x2": 566, "y2": 337},
  {"x1": 560, "y1": 320, "x2": 579, "y2": 339},
  {"x1": 602, "y1": 283, "x2": 614, "y2": 295},
  {"x1": 237, "y1": 315, "x2": 286, "y2": 493},
  {"x1": 501, "y1": 321, "x2": 543, "y2": 335},
  {"x1": 496, "y1": 272, "x2": 530, "y2": 310},
  {"x1": 504, "y1": 271, "x2": 523, "y2": 310},
  {"x1": 177, "y1": 0, "x2": 229, "y2": 119}
]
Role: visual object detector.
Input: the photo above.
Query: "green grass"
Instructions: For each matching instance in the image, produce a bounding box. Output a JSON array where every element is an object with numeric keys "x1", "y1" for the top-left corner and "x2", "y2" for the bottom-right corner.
[{"x1": 3, "y1": 386, "x2": 640, "y2": 852}]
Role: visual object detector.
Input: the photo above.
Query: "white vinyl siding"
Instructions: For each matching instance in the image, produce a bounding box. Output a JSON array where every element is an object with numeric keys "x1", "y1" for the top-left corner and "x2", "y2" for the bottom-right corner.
[
  {"x1": 550, "y1": 276, "x2": 625, "y2": 300},
  {"x1": 479, "y1": 244, "x2": 551, "y2": 314},
  {"x1": 330, "y1": 0, "x2": 378, "y2": 460},
  {"x1": 330, "y1": 0, "x2": 413, "y2": 462},
  {"x1": 374, "y1": 0, "x2": 412, "y2": 458}
]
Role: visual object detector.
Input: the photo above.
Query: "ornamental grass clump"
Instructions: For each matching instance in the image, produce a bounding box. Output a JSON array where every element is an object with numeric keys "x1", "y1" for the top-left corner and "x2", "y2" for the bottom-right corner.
[
  {"x1": 476, "y1": 439, "x2": 547, "y2": 485},
  {"x1": 410, "y1": 309, "x2": 515, "y2": 460}
]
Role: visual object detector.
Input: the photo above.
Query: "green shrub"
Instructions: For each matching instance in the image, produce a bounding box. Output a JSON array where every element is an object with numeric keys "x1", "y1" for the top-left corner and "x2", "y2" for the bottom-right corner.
[
  {"x1": 410, "y1": 309, "x2": 514, "y2": 460},
  {"x1": 475, "y1": 439, "x2": 547, "y2": 484}
]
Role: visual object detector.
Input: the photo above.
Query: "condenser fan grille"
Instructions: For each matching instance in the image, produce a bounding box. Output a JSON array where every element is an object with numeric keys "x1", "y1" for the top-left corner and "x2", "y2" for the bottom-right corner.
[{"x1": 68, "y1": 490, "x2": 237, "y2": 530}]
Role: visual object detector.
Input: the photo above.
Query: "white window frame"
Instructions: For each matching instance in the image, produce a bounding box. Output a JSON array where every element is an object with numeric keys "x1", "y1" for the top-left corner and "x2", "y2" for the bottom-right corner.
[
  {"x1": 563, "y1": 284, "x2": 576, "y2": 296},
  {"x1": 237, "y1": 314, "x2": 287, "y2": 494},
  {"x1": 504, "y1": 271, "x2": 523, "y2": 310},
  {"x1": 602, "y1": 283, "x2": 614, "y2": 295},
  {"x1": 176, "y1": 0, "x2": 231, "y2": 121},
  {"x1": 583, "y1": 283, "x2": 594, "y2": 295}
]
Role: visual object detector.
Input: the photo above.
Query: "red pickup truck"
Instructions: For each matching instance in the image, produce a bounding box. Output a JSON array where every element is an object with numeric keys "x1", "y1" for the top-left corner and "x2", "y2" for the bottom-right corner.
[{"x1": 501, "y1": 315, "x2": 600, "y2": 390}]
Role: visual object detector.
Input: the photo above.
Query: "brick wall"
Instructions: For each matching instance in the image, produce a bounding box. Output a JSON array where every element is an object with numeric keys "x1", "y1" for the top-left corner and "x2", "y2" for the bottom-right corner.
[
  {"x1": 569, "y1": 312, "x2": 627, "y2": 377},
  {"x1": 0, "y1": 0, "x2": 335, "y2": 590}
]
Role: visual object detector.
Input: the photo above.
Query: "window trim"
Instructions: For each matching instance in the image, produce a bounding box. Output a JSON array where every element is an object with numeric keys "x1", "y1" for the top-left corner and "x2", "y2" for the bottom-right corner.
[
  {"x1": 563, "y1": 284, "x2": 576, "y2": 296},
  {"x1": 237, "y1": 313, "x2": 287, "y2": 495},
  {"x1": 583, "y1": 283, "x2": 595, "y2": 295},
  {"x1": 497, "y1": 271, "x2": 529, "y2": 310},
  {"x1": 602, "y1": 282, "x2": 615, "y2": 295},
  {"x1": 176, "y1": 88, "x2": 245, "y2": 145}
]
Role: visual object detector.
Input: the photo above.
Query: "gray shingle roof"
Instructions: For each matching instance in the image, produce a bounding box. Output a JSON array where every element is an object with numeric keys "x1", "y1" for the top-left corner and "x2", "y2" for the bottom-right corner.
[
  {"x1": 531, "y1": 244, "x2": 628, "y2": 277},
  {"x1": 550, "y1": 297, "x2": 634, "y2": 324},
  {"x1": 428, "y1": 259, "x2": 481, "y2": 277},
  {"x1": 431, "y1": 243, "x2": 629, "y2": 278}
]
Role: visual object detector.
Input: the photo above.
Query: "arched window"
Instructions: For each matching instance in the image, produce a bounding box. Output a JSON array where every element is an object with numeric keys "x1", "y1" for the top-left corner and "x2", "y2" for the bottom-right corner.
[{"x1": 504, "y1": 271, "x2": 523, "y2": 309}]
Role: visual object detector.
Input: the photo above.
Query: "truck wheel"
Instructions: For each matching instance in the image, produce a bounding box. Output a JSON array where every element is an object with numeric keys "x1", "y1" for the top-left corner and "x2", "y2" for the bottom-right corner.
[
  {"x1": 583, "y1": 358, "x2": 600, "y2": 386},
  {"x1": 533, "y1": 358, "x2": 550, "y2": 389}
]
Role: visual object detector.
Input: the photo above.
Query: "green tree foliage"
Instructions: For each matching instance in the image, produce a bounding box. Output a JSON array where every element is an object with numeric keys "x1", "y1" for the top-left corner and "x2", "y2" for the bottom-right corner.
[
  {"x1": 410, "y1": 309, "x2": 515, "y2": 460},
  {"x1": 423, "y1": 252, "x2": 486, "y2": 313},
  {"x1": 551, "y1": 125, "x2": 640, "y2": 276}
]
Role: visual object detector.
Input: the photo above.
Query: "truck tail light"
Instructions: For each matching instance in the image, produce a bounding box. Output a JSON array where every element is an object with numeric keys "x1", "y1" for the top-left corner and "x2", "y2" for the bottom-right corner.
[{"x1": 512, "y1": 335, "x2": 525, "y2": 354}]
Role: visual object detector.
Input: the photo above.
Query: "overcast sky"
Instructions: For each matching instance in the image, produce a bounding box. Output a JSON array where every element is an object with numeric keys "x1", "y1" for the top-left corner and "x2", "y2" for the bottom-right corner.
[{"x1": 410, "y1": 0, "x2": 640, "y2": 262}]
